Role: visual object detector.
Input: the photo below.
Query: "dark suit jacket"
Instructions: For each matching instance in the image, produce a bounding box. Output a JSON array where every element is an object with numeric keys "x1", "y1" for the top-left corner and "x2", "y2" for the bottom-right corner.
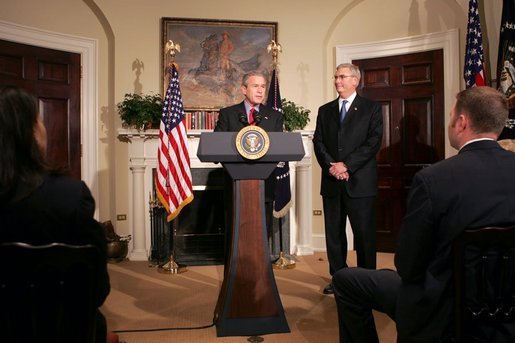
[
  {"x1": 214, "y1": 101, "x2": 283, "y2": 201},
  {"x1": 0, "y1": 174, "x2": 110, "y2": 309},
  {"x1": 394, "y1": 140, "x2": 515, "y2": 342},
  {"x1": 313, "y1": 94, "x2": 383, "y2": 198},
  {"x1": 214, "y1": 101, "x2": 283, "y2": 133}
]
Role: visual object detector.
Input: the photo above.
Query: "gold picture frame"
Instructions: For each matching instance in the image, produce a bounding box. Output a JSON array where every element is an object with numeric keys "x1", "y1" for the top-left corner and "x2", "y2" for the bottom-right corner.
[{"x1": 161, "y1": 17, "x2": 277, "y2": 111}]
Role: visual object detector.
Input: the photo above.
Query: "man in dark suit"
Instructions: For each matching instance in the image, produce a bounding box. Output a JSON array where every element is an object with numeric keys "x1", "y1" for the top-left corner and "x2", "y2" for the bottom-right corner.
[
  {"x1": 313, "y1": 63, "x2": 383, "y2": 294},
  {"x1": 332, "y1": 86, "x2": 515, "y2": 342},
  {"x1": 214, "y1": 71, "x2": 283, "y2": 240}
]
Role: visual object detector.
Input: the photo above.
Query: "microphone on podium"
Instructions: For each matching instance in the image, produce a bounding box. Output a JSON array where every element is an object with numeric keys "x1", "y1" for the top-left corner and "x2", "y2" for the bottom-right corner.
[
  {"x1": 253, "y1": 111, "x2": 262, "y2": 125},
  {"x1": 239, "y1": 113, "x2": 249, "y2": 125}
]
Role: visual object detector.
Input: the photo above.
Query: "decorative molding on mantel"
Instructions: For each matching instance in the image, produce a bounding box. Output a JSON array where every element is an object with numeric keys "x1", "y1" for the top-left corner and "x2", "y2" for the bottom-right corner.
[{"x1": 117, "y1": 128, "x2": 315, "y2": 261}]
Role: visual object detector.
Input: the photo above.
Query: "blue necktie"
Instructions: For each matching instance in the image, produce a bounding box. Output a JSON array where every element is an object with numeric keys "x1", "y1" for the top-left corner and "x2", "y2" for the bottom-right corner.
[{"x1": 340, "y1": 100, "x2": 348, "y2": 123}]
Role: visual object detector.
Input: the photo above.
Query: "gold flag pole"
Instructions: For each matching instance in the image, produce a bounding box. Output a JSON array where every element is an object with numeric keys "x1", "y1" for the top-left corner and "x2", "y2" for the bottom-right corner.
[
  {"x1": 267, "y1": 40, "x2": 296, "y2": 270},
  {"x1": 158, "y1": 40, "x2": 187, "y2": 275}
]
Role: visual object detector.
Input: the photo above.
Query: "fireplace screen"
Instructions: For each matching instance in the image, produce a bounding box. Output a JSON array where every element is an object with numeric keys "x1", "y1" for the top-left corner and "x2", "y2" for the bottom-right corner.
[{"x1": 150, "y1": 168, "x2": 226, "y2": 266}]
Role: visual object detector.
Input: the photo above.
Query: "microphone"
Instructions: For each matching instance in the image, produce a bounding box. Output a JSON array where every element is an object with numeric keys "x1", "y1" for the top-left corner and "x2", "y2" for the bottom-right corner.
[
  {"x1": 239, "y1": 113, "x2": 249, "y2": 125},
  {"x1": 253, "y1": 111, "x2": 262, "y2": 125}
]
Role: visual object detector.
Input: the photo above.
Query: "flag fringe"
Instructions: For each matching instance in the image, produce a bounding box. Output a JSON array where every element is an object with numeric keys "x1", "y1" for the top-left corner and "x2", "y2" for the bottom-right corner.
[
  {"x1": 166, "y1": 193, "x2": 194, "y2": 222},
  {"x1": 273, "y1": 200, "x2": 293, "y2": 218},
  {"x1": 155, "y1": 183, "x2": 194, "y2": 222}
]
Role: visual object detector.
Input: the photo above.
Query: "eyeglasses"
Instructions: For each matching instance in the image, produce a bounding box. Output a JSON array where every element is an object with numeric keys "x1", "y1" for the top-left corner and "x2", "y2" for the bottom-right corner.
[{"x1": 334, "y1": 75, "x2": 354, "y2": 81}]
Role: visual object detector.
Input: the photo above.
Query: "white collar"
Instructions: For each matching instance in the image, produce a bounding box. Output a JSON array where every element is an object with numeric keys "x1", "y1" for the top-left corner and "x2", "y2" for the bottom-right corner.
[
  {"x1": 339, "y1": 92, "x2": 357, "y2": 107},
  {"x1": 459, "y1": 138, "x2": 495, "y2": 151}
]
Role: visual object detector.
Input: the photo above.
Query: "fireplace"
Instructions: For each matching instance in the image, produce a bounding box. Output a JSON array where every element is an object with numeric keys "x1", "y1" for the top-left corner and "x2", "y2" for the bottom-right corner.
[
  {"x1": 117, "y1": 129, "x2": 314, "y2": 262},
  {"x1": 150, "y1": 168, "x2": 226, "y2": 265},
  {"x1": 173, "y1": 189, "x2": 225, "y2": 265}
]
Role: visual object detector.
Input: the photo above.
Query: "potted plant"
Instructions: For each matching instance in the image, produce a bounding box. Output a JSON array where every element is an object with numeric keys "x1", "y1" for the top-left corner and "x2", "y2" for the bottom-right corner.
[
  {"x1": 117, "y1": 93, "x2": 163, "y2": 130},
  {"x1": 281, "y1": 98, "x2": 310, "y2": 131}
]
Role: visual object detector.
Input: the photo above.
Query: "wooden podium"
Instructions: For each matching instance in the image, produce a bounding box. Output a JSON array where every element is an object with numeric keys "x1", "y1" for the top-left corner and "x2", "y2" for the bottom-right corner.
[{"x1": 197, "y1": 131, "x2": 304, "y2": 337}]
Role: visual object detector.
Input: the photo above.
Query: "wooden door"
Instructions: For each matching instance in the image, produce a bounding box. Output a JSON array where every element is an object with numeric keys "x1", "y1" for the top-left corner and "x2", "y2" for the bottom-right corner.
[
  {"x1": 0, "y1": 39, "x2": 81, "y2": 179},
  {"x1": 354, "y1": 50, "x2": 445, "y2": 252}
]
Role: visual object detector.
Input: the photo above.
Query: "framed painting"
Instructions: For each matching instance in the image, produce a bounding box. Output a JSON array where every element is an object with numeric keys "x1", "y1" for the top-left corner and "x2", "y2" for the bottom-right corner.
[{"x1": 161, "y1": 18, "x2": 277, "y2": 111}]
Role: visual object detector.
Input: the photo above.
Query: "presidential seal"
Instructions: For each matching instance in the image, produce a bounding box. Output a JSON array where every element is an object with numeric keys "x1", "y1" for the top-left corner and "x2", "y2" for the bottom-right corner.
[{"x1": 235, "y1": 125, "x2": 270, "y2": 160}]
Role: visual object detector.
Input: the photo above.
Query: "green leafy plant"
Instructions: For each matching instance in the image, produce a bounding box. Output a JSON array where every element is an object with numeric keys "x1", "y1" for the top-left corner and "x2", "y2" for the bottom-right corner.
[
  {"x1": 281, "y1": 98, "x2": 310, "y2": 131},
  {"x1": 117, "y1": 93, "x2": 163, "y2": 129}
]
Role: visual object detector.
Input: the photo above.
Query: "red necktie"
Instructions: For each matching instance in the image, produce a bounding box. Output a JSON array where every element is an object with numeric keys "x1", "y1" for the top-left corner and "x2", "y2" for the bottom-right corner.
[{"x1": 249, "y1": 107, "x2": 255, "y2": 125}]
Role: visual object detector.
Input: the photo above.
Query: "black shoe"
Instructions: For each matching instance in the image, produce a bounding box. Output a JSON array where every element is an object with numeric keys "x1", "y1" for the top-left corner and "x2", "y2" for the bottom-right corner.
[{"x1": 323, "y1": 283, "x2": 334, "y2": 295}]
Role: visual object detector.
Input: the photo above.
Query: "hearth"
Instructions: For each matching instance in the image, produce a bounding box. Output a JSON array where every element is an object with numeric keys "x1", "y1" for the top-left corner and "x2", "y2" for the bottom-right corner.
[{"x1": 150, "y1": 168, "x2": 226, "y2": 266}]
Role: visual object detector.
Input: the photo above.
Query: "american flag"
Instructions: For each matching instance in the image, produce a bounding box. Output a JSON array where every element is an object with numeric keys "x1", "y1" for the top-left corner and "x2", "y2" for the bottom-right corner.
[
  {"x1": 155, "y1": 63, "x2": 193, "y2": 222},
  {"x1": 464, "y1": 0, "x2": 487, "y2": 88},
  {"x1": 267, "y1": 69, "x2": 292, "y2": 218}
]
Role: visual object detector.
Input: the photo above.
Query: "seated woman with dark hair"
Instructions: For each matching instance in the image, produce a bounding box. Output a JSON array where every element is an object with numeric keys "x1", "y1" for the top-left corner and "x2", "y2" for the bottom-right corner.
[{"x1": 0, "y1": 86, "x2": 117, "y2": 343}]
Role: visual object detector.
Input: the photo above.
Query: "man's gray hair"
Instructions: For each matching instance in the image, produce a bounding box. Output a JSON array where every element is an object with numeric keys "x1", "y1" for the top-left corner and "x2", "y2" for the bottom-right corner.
[{"x1": 336, "y1": 63, "x2": 361, "y2": 82}]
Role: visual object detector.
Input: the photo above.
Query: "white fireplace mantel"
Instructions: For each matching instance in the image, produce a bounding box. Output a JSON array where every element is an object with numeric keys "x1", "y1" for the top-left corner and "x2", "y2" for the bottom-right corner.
[{"x1": 118, "y1": 128, "x2": 314, "y2": 261}]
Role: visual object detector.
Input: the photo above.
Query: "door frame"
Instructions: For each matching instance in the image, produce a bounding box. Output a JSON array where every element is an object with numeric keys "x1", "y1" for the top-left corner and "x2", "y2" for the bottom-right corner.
[
  {"x1": 335, "y1": 29, "x2": 460, "y2": 249},
  {"x1": 0, "y1": 19, "x2": 99, "y2": 213}
]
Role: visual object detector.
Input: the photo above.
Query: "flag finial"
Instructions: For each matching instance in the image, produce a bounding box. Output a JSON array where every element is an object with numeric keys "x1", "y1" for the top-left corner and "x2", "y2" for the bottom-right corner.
[
  {"x1": 267, "y1": 40, "x2": 282, "y2": 68},
  {"x1": 165, "y1": 40, "x2": 181, "y2": 63}
]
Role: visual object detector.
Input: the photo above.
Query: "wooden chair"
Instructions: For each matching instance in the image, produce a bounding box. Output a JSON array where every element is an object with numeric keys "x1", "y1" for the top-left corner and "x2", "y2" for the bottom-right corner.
[
  {"x1": 453, "y1": 225, "x2": 515, "y2": 342},
  {"x1": 0, "y1": 242, "x2": 100, "y2": 343}
]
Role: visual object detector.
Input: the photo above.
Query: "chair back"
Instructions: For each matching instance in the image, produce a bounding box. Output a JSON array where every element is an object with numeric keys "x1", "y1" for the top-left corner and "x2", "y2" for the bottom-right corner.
[
  {"x1": 453, "y1": 225, "x2": 515, "y2": 342},
  {"x1": 0, "y1": 242, "x2": 100, "y2": 343}
]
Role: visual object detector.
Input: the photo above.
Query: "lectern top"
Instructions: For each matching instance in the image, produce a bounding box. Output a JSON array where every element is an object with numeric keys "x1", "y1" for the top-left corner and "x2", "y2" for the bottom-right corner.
[{"x1": 197, "y1": 131, "x2": 305, "y2": 163}]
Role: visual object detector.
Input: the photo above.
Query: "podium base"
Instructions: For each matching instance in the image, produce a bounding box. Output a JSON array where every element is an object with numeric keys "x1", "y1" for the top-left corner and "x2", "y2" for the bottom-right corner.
[
  {"x1": 214, "y1": 180, "x2": 290, "y2": 337},
  {"x1": 215, "y1": 315, "x2": 290, "y2": 337}
]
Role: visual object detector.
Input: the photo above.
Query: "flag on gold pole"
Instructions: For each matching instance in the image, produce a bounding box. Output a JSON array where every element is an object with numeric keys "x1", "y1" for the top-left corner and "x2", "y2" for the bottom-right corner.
[
  {"x1": 464, "y1": 0, "x2": 487, "y2": 88},
  {"x1": 155, "y1": 63, "x2": 193, "y2": 222},
  {"x1": 267, "y1": 69, "x2": 292, "y2": 218}
]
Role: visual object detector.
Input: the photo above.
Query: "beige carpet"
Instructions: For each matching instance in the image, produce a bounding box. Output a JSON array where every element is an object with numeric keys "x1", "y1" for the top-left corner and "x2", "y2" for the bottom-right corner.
[{"x1": 102, "y1": 251, "x2": 397, "y2": 342}]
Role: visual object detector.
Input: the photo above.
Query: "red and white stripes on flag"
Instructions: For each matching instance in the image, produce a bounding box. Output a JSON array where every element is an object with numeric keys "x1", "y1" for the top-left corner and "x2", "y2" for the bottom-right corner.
[
  {"x1": 464, "y1": 0, "x2": 487, "y2": 88},
  {"x1": 155, "y1": 63, "x2": 193, "y2": 222}
]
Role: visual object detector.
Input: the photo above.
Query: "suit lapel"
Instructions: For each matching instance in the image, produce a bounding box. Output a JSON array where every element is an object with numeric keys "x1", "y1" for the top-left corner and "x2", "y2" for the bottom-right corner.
[
  {"x1": 333, "y1": 96, "x2": 361, "y2": 125},
  {"x1": 255, "y1": 105, "x2": 273, "y2": 129},
  {"x1": 344, "y1": 95, "x2": 361, "y2": 122},
  {"x1": 236, "y1": 102, "x2": 247, "y2": 129},
  {"x1": 257, "y1": 105, "x2": 268, "y2": 120},
  {"x1": 238, "y1": 102, "x2": 247, "y2": 118},
  {"x1": 331, "y1": 99, "x2": 340, "y2": 124}
]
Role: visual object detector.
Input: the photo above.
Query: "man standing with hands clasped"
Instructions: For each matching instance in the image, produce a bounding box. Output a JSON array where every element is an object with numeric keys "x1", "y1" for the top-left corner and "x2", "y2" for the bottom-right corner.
[{"x1": 313, "y1": 63, "x2": 383, "y2": 294}]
